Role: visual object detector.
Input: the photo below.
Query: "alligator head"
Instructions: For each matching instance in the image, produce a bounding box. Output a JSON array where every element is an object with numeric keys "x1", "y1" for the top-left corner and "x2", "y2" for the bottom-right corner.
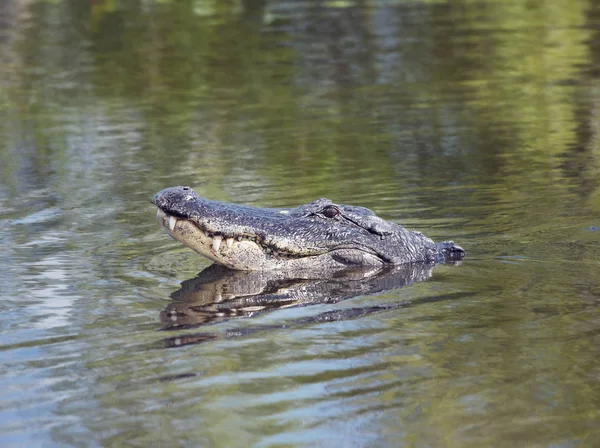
[{"x1": 151, "y1": 186, "x2": 464, "y2": 271}]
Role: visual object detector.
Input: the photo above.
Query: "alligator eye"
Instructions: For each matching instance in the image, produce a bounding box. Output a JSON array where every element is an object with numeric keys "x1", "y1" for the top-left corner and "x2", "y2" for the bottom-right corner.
[{"x1": 322, "y1": 205, "x2": 340, "y2": 219}]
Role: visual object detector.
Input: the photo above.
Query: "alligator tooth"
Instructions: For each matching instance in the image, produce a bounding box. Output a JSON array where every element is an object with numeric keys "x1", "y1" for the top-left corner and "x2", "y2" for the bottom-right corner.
[
  {"x1": 168, "y1": 216, "x2": 177, "y2": 231},
  {"x1": 226, "y1": 237, "x2": 234, "y2": 248},
  {"x1": 212, "y1": 236, "x2": 222, "y2": 252}
]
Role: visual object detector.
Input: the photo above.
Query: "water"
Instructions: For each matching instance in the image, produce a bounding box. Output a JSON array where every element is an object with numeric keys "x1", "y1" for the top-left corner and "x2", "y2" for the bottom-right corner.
[{"x1": 1, "y1": 0, "x2": 600, "y2": 446}]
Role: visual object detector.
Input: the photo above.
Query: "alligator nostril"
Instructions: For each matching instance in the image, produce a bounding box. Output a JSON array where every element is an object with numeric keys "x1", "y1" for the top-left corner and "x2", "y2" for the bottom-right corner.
[{"x1": 182, "y1": 186, "x2": 189, "y2": 190}]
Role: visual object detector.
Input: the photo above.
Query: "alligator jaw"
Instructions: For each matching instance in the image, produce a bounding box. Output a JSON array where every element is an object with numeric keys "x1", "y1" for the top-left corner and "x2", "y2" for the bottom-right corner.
[
  {"x1": 155, "y1": 208, "x2": 387, "y2": 271},
  {"x1": 156, "y1": 209, "x2": 268, "y2": 270}
]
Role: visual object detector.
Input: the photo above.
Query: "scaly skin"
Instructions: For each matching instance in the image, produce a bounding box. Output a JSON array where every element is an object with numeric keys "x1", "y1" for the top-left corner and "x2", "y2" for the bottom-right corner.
[{"x1": 152, "y1": 186, "x2": 465, "y2": 271}]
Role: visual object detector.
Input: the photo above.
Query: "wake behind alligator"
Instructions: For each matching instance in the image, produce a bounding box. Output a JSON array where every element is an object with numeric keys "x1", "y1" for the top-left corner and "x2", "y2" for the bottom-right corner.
[{"x1": 152, "y1": 186, "x2": 465, "y2": 271}]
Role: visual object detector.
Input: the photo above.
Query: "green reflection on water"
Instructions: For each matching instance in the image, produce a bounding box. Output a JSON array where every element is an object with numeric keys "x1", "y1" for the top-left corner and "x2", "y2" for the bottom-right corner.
[{"x1": 3, "y1": 0, "x2": 599, "y2": 202}]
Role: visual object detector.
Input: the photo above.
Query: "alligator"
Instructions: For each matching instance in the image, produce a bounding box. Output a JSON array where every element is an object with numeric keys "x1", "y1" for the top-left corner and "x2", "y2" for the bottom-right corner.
[{"x1": 151, "y1": 186, "x2": 465, "y2": 271}]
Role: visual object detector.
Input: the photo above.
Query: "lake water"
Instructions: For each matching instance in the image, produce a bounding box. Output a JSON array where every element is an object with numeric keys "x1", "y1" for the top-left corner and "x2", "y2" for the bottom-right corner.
[{"x1": 2, "y1": 1, "x2": 600, "y2": 446}]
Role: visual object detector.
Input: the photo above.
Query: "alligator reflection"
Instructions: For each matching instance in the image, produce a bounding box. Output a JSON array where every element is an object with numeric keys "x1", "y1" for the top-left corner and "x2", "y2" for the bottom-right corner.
[{"x1": 159, "y1": 263, "x2": 459, "y2": 348}]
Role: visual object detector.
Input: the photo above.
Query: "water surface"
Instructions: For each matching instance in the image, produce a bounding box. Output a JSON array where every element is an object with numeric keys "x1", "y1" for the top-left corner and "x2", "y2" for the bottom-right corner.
[{"x1": 1, "y1": 0, "x2": 600, "y2": 446}]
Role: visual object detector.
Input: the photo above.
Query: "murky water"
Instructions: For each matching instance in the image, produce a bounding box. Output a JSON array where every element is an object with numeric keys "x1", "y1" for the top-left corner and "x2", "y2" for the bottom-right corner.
[{"x1": 2, "y1": 0, "x2": 600, "y2": 446}]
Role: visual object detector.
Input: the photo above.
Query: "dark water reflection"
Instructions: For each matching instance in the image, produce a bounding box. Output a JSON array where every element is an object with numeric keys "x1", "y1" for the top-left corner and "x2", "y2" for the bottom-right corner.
[
  {"x1": 157, "y1": 264, "x2": 460, "y2": 347},
  {"x1": 2, "y1": 0, "x2": 600, "y2": 446}
]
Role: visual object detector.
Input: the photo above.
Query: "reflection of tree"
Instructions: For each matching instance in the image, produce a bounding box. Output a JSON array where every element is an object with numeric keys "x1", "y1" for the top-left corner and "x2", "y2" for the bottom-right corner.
[
  {"x1": 560, "y1": 0, "x2": 600, "y2": 203},
  {"x1": 3, "y1": 0, "x2": 599, "y2": 210}
]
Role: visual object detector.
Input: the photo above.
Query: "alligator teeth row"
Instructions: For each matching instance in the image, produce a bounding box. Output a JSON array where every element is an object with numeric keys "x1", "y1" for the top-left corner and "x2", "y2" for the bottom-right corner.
[
  {"x1": 211, "y1": 236, "x2": 236, "y2": 252},
  {"x1": 165, "y1": 212, "x2": 302, "y2": 258},
  {"x1": 167, "y1": 215, "x2": 244, "y2": 254}
]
